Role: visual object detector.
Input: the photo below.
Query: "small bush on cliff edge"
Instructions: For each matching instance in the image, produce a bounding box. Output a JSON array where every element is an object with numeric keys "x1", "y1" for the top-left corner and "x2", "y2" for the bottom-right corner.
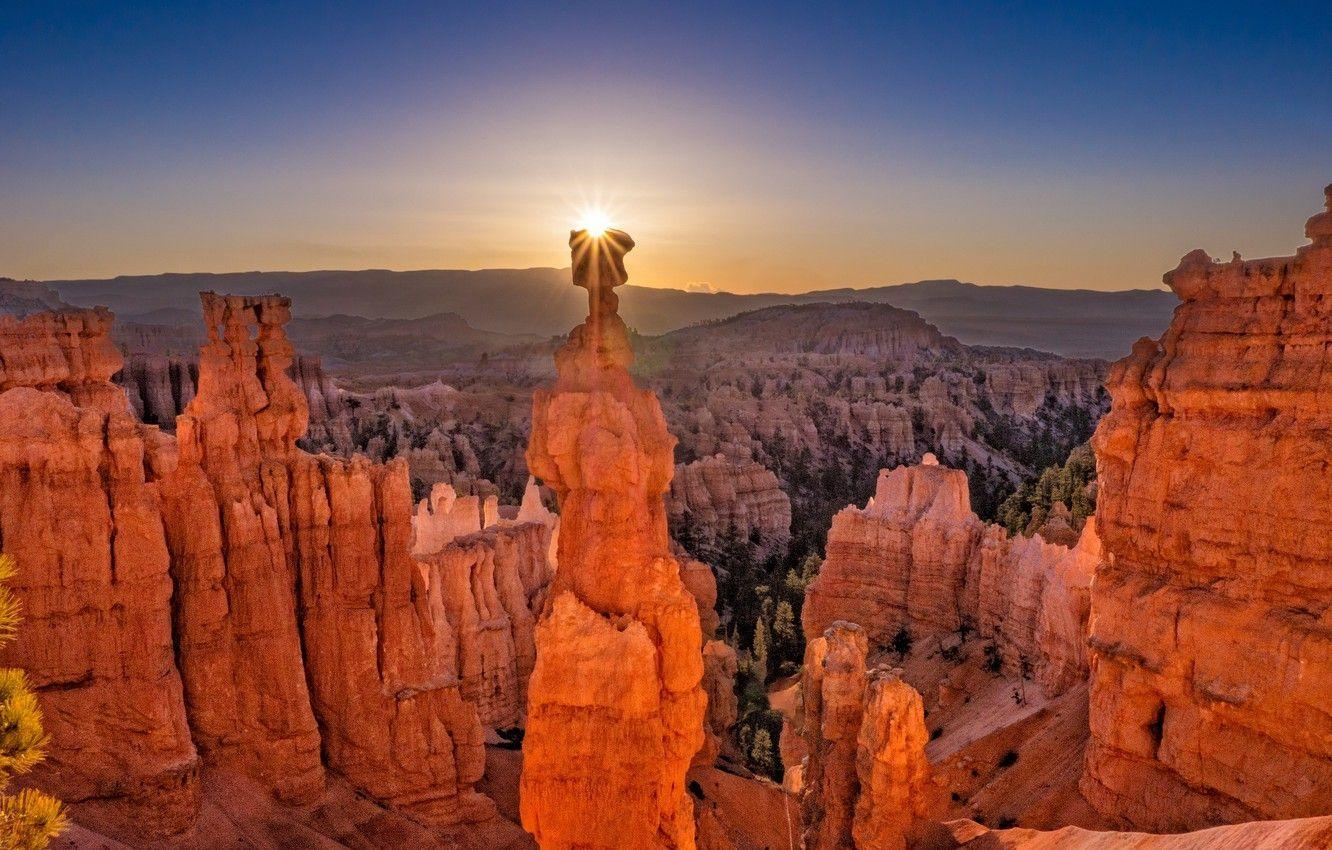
[{"x1": 0, "y1": 555, "x2": 67, "y2": 849}]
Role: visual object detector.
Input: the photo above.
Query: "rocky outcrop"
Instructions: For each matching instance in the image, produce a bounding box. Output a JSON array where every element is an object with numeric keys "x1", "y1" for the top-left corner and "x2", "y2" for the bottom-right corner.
[
  {"x1": 156, "y1": 294, "x2": 493, "y2": 825},
  {"x1": 801, "y1": 623, "x2": 871, "y2": 850},
  {"x1": 520, "y1": 229, "x2": 707, "y2": 849},
  {"x1": 0, "y1": 309, "x2": 200, "y2": 840},
  {"x1": 668, "y1": 454, "x2": 792, "y2": 559},
  {"x1": 853, "y1": 673, "x2": 932, "y2": 850},
  {"x1": 0, "y1": 296, "x2": 505, "y2": 842},
  {"x1": 1081, "y1": 187, "x2": 1332, "y2": 830},
  {"x1": 798, "y1": 622, "x2": 930, "y2": 850},
  {"x1": 803, "y1": 455, "x2": 1097, "y2": 697},
  {"x1": 157, "y1": 294, "x2": 325, "y2": 802},
  {"x1": 416, "y1": 517, "x2": 555, "y2": 730},
  {"x1": 698, "y1": 639, "x2": 739, "y2": 766},
  {"x1": 940, "y1": 814, "x2": 1332, "y2": 849},
  {"x1": 412, "y1": 482, "x2": 500, "y2": 556}
]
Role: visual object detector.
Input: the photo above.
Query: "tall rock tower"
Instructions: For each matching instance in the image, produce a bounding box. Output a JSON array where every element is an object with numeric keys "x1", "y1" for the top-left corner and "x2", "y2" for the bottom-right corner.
[
  {"x1": 1082, "y1": 186, "x2": 1332, "y2": 829},
  {"x1": 520, "y1": 229, "x2": 707, "y2": 848}
]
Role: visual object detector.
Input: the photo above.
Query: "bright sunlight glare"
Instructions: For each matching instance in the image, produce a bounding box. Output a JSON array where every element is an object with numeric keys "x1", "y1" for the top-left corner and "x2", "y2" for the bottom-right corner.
[{"x1": 577, "y1": 209, "x2": 612, "y2": 237}]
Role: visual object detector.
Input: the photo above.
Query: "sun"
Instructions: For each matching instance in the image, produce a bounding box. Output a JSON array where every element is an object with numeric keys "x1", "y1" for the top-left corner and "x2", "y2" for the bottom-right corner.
[{"x1": 577, "y1": 208, "x2": 612, "y2": 237}]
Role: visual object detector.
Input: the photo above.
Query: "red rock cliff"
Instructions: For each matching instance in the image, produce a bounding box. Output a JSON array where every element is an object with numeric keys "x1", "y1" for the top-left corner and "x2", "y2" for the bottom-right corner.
[
  {"x1": 804, "y1": 455, "x2": 1097, "y2": 698},
  {"x1": 1082, "y1": 187, "x2": 1332, "y2": 830},
  {"x1": 0, "y1": 308, "x2": 200, "y2": 839},
  {"x1": 520, "y1": 229, "x2": 707, "y2": 848},
  {"x1": 798, "y1": 621, "x2": 931, "y2": 850},
  {"x1": 0, "y1": 295, "x2": 500, "y2": 842},
  {"x1": 160, "y1": 292, "x2": 493, "y2": 825}
]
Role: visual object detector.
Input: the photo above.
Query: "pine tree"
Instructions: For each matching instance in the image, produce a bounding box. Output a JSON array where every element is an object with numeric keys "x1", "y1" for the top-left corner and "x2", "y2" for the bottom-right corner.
[
  {"x1": 0, "y1": 555, "x2": 67, "y2": 849},
  {"x1": 748, "y1": 728, "x2": 776, "y2": 777},
  {"x1": 772, "y1": 600, "x2": 797, "y2": 662},
  {"x1": 799, "y1": 552, "x2": 822, "y2": 583},
  {"x1": 752, "y1": 617, "x2": 770, "y2": 683}
]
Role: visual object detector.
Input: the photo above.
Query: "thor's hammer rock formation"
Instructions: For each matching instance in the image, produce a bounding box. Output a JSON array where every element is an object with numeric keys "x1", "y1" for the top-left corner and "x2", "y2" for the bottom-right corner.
[{"x1": 520, "y1": 229, "x2": 708, "y2": 848}]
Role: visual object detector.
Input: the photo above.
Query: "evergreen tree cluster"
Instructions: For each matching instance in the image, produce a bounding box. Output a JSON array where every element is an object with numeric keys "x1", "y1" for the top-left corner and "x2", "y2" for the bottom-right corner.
[
  {"x1": 996, "y1": 442, "x2": 1097, "y2": 535},
  {"x1": 0, "y1": 555, "x2": 66, "y2": 849}
]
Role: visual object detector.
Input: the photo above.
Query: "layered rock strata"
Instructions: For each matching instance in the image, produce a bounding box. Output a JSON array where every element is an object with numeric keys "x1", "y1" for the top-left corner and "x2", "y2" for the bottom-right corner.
[
  {"x1": 668, "y1": 454, "x2": 792, "y2": 559},
  {"x1": 804, "y1": 455, "x2": 1098, "y2": 698},
  {"x1": 799, "y1": 622, "x2": 930, "y2": 850},
  {"x1": 1081, "y1": 187, "x2": 1332, "y2": 830},
  {"x1": 0, "y1": 296, "x2": 501, "y2": 840},
  {"x1": 413, "y1": 489, "x2": 557, "y2": 729},
  {"x1": 520, "y1": 229, "x2": 707, "y2": 849},
  {"x1": 0, "y1": 308, "x2": 200, "y2": 839}
]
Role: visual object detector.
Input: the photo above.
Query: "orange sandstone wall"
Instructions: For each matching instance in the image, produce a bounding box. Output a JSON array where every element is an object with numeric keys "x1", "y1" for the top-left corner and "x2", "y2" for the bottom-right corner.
[
  {"x1": 803, "y1": 455, "x2": 1097, "y2": 698},
  {"x1": 0, "y1": 309, "x2": 200, "y2": 839},
  {"x1": 798, "y1": 621, "x2": 931, "y2": 850},
  {"x1": 1082, "y1": 187, "x2": 1332, "y2": 830},
  {"x1": 0, "y1": 296, "x2": 505, "y2": 841}
]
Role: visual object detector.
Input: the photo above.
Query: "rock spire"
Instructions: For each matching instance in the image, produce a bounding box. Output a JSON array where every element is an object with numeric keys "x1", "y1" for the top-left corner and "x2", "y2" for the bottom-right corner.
[{"x1": 520, "y1": 229, "x2": 707, "y2": 849}]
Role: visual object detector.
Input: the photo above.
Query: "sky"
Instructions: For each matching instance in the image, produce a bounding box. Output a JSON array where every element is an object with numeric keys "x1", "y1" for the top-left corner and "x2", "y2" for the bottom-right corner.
[{"x1": 2, "y1": 1, "x2": 1329, "y2": 292}]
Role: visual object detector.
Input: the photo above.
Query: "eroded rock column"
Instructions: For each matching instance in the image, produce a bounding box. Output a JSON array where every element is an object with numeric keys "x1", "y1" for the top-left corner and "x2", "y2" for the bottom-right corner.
[
  {"x1": 798, "y1": 621, "x2": 931, "y2": 850},
  {"x1": 520, "y1": 229, "x2": 707, "y2": 849}
]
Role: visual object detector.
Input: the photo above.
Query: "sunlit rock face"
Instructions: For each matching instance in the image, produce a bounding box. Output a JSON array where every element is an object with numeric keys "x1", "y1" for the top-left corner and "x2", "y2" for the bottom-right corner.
[
  {"x1": 798, "y1": 622, "x2": 930, "y2": 850},
  {"x1": 520, "y1": 229, "x2": 707, "y2": 849},
  {"x1": 413, "y1": 478, "x2": 558, "y2": 730},
  {"x1": 803, "y1": 455, "x2": 1097, "y2": 698},
  {"x1": 161, "y1": 293, "x2": 495, "y2": 825},
  {"x1": 1081, "y1": 187, "x2": 1332, "y2": 830},
  {"x1": 0, "y1": 295, "x2": 501, "y2": 841},
  {"x1": 0, "y1": 308, "x2": 201, "y2": 839}
]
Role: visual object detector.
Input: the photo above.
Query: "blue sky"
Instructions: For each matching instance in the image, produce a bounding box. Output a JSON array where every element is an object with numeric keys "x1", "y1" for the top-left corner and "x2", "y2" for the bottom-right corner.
[{"x1": 2, "y1": 1, "x2": 1329, "y2": 290}]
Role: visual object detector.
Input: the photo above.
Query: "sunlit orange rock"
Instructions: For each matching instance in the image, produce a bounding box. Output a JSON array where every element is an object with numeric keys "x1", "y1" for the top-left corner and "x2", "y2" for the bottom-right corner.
[
  {"x1": 159, "y1": 293, "x2": 494, "y2": 824},
  {"x1": 1081, "y1": 187, "x2": 1332, "y2": 830},
  {"x1": 798, "y1": 621, "x2": 931, "y2": 850},
  {"x1": 0, "y1": 309, "x2": 201, "y2": 839},
  {"x1": 804, "y1": 454, "x2": 1097, "y2": 698},
  {"x1": 520, "y1": 229, "x2": 707, "y2": 849}
]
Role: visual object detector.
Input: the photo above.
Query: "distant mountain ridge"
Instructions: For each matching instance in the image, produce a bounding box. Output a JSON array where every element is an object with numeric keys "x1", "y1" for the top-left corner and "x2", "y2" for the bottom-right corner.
[{"x1": 31, "y1": 268, "x2": 1177, "y2": 358}]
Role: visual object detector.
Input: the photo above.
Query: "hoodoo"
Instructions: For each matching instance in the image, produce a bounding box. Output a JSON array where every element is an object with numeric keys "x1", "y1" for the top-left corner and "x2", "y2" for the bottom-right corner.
[{"x1": 520, "y1": 228, "x2": 708, "y2": 848}]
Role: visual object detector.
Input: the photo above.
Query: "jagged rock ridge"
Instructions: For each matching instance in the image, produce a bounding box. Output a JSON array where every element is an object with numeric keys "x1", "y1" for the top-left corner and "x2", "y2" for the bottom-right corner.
[
  {"x1": 803, "y1": 454, "x2": 1098, "y2": 698},
  {"x1": 0, "y1": 295, "x2": 558, "y2": 845}
]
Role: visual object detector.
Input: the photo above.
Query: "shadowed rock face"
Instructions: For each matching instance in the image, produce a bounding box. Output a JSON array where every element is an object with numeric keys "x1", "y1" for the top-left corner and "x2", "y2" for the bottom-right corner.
[
  {"x1": 1082, "y1": 187, "x2": 1332, "y2": 831},
  {"x1": 520, "y1": 230, "x2": 707, "y2": 849}
]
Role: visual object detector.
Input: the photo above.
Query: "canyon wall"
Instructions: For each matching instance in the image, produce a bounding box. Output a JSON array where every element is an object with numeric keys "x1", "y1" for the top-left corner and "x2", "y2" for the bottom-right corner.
[
  {"x1": 520, "y1": 229, "x2": 706, "y2": 849},
  {"x1": 0, "y1": 308, "x2": 200, "y2": 839},
  {"x1": 798, "y1": 621, "x2": 931, "y2": 850},
  {"x1": 668, "y1": 454, "x2": 792, "y2": 559},
  {"x1": 803, "y1": 455, "x2": 1097, "y2": 697},
  {"x1": 0, "y1": 296, "x2": 514, "y2": 842},
  {"x1": 1081, "y1": 187, "x2": 1332, "y2": 830},
  {"x1": 412, "y1": 479, "x2": 557, "y2": 729}
]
